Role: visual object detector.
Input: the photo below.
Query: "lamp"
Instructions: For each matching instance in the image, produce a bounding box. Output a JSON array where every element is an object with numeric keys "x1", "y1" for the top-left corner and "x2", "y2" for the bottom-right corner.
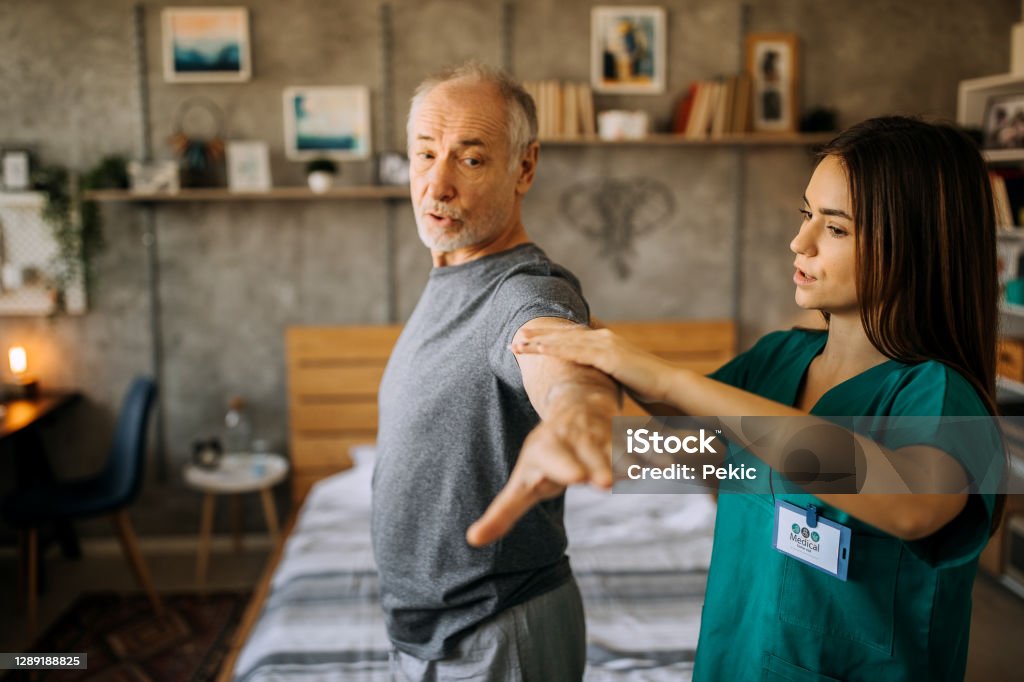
[{"x1": 8, "y1": 346, "x2": 38, "y2": 398}]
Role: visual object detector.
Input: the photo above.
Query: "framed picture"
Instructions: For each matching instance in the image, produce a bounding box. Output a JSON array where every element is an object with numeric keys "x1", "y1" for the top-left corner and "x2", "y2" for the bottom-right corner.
[
  {"x1": 1, "y1": 150, "x2": 31, "y2": 191},
  {"x1": 283, "y1": 86, "x2": 372, "y2": 161},
  {"x1": 128, "y1": 160, "x2": 180, "y2": 194},
  {"x1": 377, "y1": 152, "x2": 410, "y2": 186},
  {"x1": 746, "y1": 33, "x2": 800, "y2": 133},
  {"x1": 984, "y1": 93, "x2": 1024, "y2": 149},
  {"x1": 226, "y1": 141, "x2": 272, "y2": 191},
  {"x1": 591, "y1": 6, "x2": 666, "y2": 94},
  {"x1": 162, "y1": 7, "x2": 251, "y2": 83}
]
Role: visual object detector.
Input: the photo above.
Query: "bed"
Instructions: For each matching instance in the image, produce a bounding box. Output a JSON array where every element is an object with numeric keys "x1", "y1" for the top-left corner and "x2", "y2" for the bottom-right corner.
[{"x1": 220, "y1": 320, "x2": 736, "y2": 681}]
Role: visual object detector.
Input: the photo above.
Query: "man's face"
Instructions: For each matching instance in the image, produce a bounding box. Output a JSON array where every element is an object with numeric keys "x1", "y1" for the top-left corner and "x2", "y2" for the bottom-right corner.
[{"x1": 408, "y1": 80, "x2": 522, "y2": 253}]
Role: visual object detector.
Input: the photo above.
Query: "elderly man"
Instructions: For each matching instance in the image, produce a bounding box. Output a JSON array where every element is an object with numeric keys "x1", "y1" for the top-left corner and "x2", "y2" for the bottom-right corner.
[{"x1": 371, "y1": 62, "x2": 618, "y2": 681}]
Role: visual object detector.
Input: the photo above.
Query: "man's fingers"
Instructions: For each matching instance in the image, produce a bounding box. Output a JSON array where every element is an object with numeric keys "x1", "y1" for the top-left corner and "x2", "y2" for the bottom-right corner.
[
  {"x1": 466, "y1": 470, "x2": 565, "y2": 547},
  {"x1": 552, "y1": 417, "x2": 613, "y2": 489}
]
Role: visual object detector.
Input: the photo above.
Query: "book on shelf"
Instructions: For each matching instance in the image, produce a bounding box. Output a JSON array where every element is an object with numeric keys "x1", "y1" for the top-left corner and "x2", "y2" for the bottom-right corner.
[
  {"x1": 991, "y1": 168, "x2": 1024, "y2": 230},
  {"x1": 678, "y1": 75, "x2": 754, "y2": 140},
  {"x1": 524, "y1": 79, "x2": 596, "y2": 140}
]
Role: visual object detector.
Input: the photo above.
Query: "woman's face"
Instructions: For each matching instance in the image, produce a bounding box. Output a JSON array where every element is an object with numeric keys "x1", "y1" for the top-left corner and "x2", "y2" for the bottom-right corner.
[{"x1": 790, "y1": 155, "x2": 858, "y2": 315}]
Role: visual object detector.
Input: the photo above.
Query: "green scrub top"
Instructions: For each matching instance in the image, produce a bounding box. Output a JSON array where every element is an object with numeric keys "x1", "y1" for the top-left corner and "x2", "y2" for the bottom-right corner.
[{"x1": 693, "y1": 329, "x2": 1000, "y2": 682}]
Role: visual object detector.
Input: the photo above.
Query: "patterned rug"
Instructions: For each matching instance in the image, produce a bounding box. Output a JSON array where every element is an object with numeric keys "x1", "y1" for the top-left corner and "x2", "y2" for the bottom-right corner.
[{"x1": 3, "y1": 591, "x2": 250, "y2": 681}]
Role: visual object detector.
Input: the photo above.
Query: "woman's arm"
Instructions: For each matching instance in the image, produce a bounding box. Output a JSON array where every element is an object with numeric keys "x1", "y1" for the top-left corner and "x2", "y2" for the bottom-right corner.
[{"x1": 468, "y1": 326, "x2": 970, "y2": 544}]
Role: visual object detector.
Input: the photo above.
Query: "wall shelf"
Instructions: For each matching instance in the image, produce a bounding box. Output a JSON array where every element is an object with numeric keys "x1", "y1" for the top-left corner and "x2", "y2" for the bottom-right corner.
[
  {"x1": 985, "y1": 149, "x2": 1024, "y2": 164},
  {"x1": 538, "y1": 132, "x2": 835, "y2": 147},
  {"x1": 85, "y1": 186, "x2": 409, "y2": 203}
]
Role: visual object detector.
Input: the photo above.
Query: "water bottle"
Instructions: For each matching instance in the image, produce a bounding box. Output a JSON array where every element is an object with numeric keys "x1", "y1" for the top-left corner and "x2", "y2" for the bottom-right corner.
[{"x1": 223, "y1": 396, "x2": 252, "y2": 454}]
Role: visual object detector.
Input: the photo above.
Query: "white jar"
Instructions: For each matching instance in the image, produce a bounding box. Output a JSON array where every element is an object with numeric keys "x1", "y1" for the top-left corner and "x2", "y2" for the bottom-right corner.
[{"x1": 307, "y1": 171, "x2": 334, "y2": 193}]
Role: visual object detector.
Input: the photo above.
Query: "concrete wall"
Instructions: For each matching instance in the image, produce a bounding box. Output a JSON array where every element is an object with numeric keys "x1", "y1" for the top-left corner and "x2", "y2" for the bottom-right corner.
[{"x1": 0, "y1": 0, "x2": 1016, "y2": 537}]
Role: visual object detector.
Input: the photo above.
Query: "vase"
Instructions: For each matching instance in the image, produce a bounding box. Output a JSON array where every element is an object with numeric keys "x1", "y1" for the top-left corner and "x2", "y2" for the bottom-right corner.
[{"x1": 307, "y1": 171, "x2": 334, "y2": 193}]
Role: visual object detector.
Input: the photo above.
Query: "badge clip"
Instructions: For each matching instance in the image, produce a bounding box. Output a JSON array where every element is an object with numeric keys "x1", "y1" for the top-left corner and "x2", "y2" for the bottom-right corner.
[{"x1": 805, "y1": 504, "x2": 818, "y2": 528}]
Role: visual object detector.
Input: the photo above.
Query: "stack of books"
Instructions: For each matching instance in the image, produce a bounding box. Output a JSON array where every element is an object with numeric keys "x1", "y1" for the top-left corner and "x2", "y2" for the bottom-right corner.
[
  {"x1": 672, "y1": 75, "x2": 753, "y2": 140},
  {"x1": 522, "y1": 80, "x2": 597, "y2": 140}
]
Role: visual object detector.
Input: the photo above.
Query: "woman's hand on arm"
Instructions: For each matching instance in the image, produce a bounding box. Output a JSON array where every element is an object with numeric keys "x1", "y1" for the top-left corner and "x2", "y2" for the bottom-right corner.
[{"x1": 512, "y1": 327, "x2": 678, "y2": 405}]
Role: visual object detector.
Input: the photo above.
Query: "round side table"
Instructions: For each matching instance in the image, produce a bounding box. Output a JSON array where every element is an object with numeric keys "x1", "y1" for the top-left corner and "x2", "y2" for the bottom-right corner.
[{"x1": 183, "y1": 453, "x2": 288, "y2": 587}]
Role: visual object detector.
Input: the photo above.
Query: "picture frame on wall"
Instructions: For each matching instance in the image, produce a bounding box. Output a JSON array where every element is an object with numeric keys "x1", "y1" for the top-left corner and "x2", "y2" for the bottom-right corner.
[
  {"x1": 984, "y1": 93, "x2": 1024, "y2": 149},
  {"x1": 226, "y1": 141, "x2": 272, "y2": 191},
  {"x1": 591, "y1": 6, "x2": 666, "y2": 94},
  {"x1": 0, "y1": 150, "x2": 31, "y2": 191},
  {"x1": 283, "y1": 86, "x2": 372, "y2": 161},
  {"x1": 162, "y1": 7, "x2": 251, "y2": 83},
  {"x1": 745, "y1": 33, "x2": 800, "y2": 133}
]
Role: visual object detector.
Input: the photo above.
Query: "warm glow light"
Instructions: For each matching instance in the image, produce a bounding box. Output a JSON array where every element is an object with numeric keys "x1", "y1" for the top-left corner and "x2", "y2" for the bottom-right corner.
[{"x1": 9, "y1": 347, "x2": 27, "y2": 376}]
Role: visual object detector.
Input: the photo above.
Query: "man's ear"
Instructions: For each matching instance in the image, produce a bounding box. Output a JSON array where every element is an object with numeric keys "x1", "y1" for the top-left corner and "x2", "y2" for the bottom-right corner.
[{"x1": 515, "y1": 141, "x2": 540, "y2": 195}]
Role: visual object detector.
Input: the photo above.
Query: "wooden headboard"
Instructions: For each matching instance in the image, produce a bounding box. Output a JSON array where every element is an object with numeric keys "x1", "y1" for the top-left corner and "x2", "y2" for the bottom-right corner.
[{"x1": 286, "y1": 320, "x2": 736, "y2": 506}]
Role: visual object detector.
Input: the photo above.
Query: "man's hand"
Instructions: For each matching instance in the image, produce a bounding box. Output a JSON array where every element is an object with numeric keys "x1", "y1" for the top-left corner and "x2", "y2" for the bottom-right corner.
[{"x1": 466, "y1": 392, "x2": 616, "y2": 547}]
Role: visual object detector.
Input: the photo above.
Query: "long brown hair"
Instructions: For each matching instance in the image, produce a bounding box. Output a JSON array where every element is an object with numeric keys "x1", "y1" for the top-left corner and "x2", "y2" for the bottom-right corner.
[
  {"x1": 818, "y1": 116, "x2": 997, "y2": 414},
  {"x1": 819, "y1": 116, "x2": 1003, "y2": 530}
]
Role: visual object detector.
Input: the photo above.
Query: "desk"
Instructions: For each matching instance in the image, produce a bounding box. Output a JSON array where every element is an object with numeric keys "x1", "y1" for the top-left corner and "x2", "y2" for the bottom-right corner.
[{"x1": 1, "y1": 391, "x2": 82, "y2": 558}]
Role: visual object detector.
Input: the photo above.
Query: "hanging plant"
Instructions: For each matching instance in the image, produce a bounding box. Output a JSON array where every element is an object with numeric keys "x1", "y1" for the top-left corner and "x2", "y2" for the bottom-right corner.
[{"x1": 31, "y1": 156, "x2": 128, "y2": 311}]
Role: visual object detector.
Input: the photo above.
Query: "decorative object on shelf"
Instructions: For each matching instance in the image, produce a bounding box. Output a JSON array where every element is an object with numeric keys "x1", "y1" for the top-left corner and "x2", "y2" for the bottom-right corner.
[
  {"x1": 128, "y1": 160, "x2": 180, "y2": 194},
  {"x1": 1009, "y1": 278, "x2": 1024, "y2": 306},
  {"x1": 1, "y1": 149, "x2": 31, "y2": 191},
  {"x1": 559, "y1": 177, "x2": 674, "y2": 278},
  {"x1": 376, "y1": 152, "x2": 410, "y2": 186},
  {"x1": 283, "y1": 86, "x2": 372, "y2": 161},
  {"x1": 745, "y1": 33, "x2": 800, "y2": 133},
  {"x1": 799, "y1": 107, "x2": 837, "y2": 133},
  {"x1": 591, "y1": 6, "x2": 666, "y2": 94},
  {"x1": 169, "y1": 96, "x2": 227, "y2": 188},
  {"x1": 305, "y1": 158, "x2": 338, "y2": 194},
  {"x1": 191, "y1": 437, "x2": 223, "y2": 470},
  {"x1": 597, "y1": 110, "x2": 649, "y2": 140},
  {"x1": 162, "y1": 7, "x2": 251, "y2": 83},
  {"x1": 226, "y1": 141, "x2": 272, "y2": 192},
  {"x1": 984, "y1": 93, "x2": 1024, "y2": 149}
]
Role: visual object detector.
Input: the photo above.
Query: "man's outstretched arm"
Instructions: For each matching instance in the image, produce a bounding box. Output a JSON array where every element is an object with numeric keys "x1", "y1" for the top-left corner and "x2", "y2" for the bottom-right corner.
[{"x1": 466, "y1": 317, "x2": 618, "y2": 546}]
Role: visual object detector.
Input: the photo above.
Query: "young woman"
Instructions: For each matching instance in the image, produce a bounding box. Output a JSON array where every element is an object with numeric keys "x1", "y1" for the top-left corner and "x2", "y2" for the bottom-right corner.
[{"x1": 467, "y1": 117, "x2": 1004, "y2": 680}]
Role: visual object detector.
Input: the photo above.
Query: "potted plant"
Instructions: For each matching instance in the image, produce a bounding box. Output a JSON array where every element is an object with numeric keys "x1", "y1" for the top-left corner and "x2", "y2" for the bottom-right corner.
[
  {"x1": 305, "y1": 158, "x2": 338, "y2": 194},
  {"x1": 32, "y1": 156, "x2": 128, "y2": 312}
]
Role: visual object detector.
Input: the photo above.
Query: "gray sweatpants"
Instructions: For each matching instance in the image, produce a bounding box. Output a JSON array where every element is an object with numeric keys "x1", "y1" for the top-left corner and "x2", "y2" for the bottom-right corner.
[{"x1": 390, "y1": 578, "x2": 586, "y2": 682}]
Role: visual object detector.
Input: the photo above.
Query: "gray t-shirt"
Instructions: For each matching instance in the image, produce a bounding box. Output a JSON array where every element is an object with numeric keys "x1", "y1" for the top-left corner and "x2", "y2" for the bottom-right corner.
[{"x1": 371, "y1": 243, "x2": 590, "y2": 660}]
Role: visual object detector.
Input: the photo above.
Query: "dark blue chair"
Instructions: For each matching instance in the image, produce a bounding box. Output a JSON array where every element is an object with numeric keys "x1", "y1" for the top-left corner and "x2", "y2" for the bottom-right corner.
[{"x1": 2, "y1": 376, "x2": 164, "y2": 633}]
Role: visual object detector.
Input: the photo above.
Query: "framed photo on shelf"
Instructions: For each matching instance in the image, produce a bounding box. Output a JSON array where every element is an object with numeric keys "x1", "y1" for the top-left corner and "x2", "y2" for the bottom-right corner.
[
  {"x1": 745, "y1": 33, "x2": 799, "y2": 133},
  {"x1": 377, "y1": 152, "x2": 410, "y2": 186},
  {"x1": 984, "y1": 93, "x2": 1024, "y2": 150},
  {"x1": 162, "y1": 7, "x2": 251, "y2": 83},
  {"x1": 226, "y1": 141, "x2": 272, "y2": 191},
  {"x1": 1, "y1": 150, "x2": 31, "y2": 191},
  {"x1": 128, "y1": 160, "x2": 180, "y2": 194},
  {"x1": 591, "y1": 6, "x2": 666, "y2": 94},
  {"x1": 283, "y1": 86, "x2": 372, "y2": 161}
]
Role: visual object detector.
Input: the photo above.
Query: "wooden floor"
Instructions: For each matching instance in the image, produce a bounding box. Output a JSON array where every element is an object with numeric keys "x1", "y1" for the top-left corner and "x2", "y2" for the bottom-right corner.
[
  {"x1": 0, "y1": 540, "x2": 1021, "y2": 679},
  {"x1": 0, "y1": 535, "x2": 270, "y2": 655}
]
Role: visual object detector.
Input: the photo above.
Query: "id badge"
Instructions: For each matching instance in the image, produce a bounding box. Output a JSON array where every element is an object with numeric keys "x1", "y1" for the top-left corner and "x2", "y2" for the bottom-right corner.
[{"x1": 772, "y1": 500, "x2": 851, "y2": 581}]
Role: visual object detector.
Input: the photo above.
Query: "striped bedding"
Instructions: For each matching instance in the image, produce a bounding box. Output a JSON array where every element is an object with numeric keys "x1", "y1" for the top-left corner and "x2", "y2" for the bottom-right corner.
[{"x1": 232, "y1": 451, "x2": 715, "y2": 681}]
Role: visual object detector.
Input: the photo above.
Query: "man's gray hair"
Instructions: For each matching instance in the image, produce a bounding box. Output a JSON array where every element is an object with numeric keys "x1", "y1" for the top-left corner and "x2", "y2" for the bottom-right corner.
[{"x1": 407, "y1": 62, "x2": 538, "y2": 172}]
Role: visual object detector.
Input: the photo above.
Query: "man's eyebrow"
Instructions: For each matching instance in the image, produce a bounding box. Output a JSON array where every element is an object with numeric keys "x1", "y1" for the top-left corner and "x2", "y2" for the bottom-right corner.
[{"x1": 803, "y1": 194, "x2": 852, "y2": 220}]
